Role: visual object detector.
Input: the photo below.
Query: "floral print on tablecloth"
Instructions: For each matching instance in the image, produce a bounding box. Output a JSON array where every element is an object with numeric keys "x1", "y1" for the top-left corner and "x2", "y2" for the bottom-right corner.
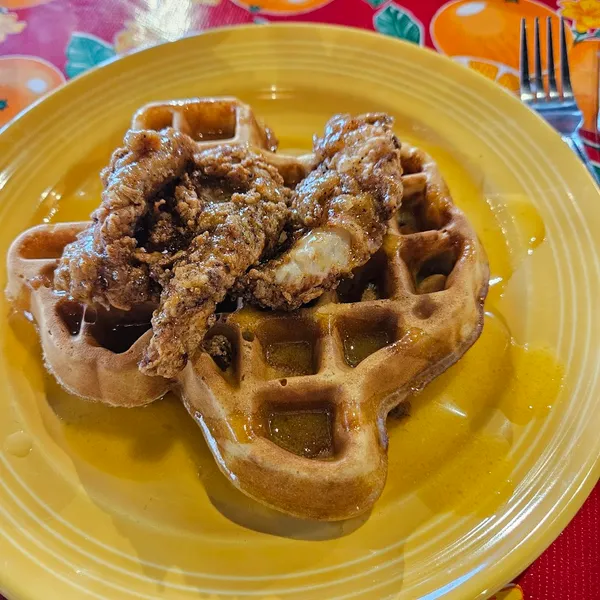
[
  {"x1": 0, "y1": 10, "x2": 26, "y2": 42},
  {"x1": 2, "y1": 1, "x2": 599, "y2": 142}
]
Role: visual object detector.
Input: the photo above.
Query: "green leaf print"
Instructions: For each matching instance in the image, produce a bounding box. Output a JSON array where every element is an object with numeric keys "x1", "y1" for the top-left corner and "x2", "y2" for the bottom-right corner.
[
  {"x1": 373, "y1": 3, "x2": 423, "y2": 45},
  {"x1": 363, "y1": 0, "x2": 387, "y2": 7},
  {"x1": 65, "y1": 32, "x2": 116, "y2": 79}
]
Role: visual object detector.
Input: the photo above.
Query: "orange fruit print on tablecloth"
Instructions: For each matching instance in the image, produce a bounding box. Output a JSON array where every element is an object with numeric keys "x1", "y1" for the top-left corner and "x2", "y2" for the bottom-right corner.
[
  {"x1": 569, "y1": 38, "x2": 600, "y2": 131},
  {"x1": 453, "y1": 56, "x2": 520, "y2": 92},
  {"x1": 0, "y1": 56, "x2": 65, "y2": 128},
  {"x1": 233, "y1": 0, "x2": 332, "y2": 14},
  {"x1": 431, "y1": 0, "x2": 573, "y2": 71},
  {"x1": 0, "y1": 0, "x2": 52, "y2": 8}
]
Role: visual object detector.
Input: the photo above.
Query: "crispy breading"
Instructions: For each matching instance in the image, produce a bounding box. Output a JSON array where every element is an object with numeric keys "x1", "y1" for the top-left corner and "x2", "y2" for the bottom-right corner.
[
  {"x1": 54, "y1": 132, "x2": 290, "y2": 378},
  {"x1": 237, "y1": 113, "x2": 403, "y2": 310}
]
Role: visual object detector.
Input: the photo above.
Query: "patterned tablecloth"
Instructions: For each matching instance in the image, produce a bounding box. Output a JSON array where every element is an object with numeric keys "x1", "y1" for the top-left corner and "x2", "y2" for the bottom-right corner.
[{"x1": 1, "y1": 1, "x2": 599, "y2": 599}]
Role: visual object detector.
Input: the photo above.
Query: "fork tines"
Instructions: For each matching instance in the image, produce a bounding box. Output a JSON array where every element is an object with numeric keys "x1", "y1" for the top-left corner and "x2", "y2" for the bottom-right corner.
[{"x1": 519, "y1": 16, "x2": 573, "y2": 104}]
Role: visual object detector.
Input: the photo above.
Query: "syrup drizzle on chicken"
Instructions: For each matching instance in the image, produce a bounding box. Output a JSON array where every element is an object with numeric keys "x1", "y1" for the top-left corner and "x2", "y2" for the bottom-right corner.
[
  {"x1": 238, "y1": 113, "x2": 403, "y2": 310},
  {"x1": 55, "y1": 130, "x2": 290, "y2": 378}
]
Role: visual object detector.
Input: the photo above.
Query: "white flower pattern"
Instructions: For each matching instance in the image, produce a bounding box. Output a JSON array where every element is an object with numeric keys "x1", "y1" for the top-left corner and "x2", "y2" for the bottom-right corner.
[{"x1": 0, "y1": 11, "x2": 26, "y2": 44}]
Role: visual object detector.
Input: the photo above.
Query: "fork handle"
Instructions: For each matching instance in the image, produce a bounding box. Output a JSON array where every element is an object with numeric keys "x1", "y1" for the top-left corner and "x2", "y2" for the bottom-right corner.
[{"x1": 564, "y1": 136, "x2": 599, "y2": 184}]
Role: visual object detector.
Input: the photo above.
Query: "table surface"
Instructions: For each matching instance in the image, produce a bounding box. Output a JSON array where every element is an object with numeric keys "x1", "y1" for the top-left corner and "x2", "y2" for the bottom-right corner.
[{"x1": 1, "y1": 1, "x2": 599, "y2": 599}]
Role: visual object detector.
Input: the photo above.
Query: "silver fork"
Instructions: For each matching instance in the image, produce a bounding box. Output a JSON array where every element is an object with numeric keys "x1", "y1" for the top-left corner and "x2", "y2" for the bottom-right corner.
[{"x1": 519, "y1": 17, "x2": 596, "y2": 180}]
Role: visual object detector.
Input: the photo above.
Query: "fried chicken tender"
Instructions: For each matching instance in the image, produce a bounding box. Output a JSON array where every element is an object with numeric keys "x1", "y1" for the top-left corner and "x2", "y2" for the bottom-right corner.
[
  {"x1": 141, "y1": 145, "x2": 290, "y2": 377},
  {"x1": 54, "y1": 131, "x2": 290, "y2": 378},
  {"x1": 55, "y1": 129, "x2": 197, "y2": 309},
  {"x1": 237, "y1": 113, "x2": 403, "y2": 310}
]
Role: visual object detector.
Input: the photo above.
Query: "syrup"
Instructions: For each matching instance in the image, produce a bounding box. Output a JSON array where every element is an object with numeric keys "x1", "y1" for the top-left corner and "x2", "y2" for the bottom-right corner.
[
  {"x1": 56, "y1": 300, "x2": 84, "y2": 336},
  {"x1": 6, "y1": 110, "x2": 564, "y2": 537},
  {"x1": 264, "y1": 340, "x2": 314, "y2": 378},
  {"x1": 89, "y1": 321, "x2": 151, "y2": 354},
  {"x1": 339, "y1": 313, "x2": 396, "y2": 367},
  {"x1": 267, "y1": 407, "x2": 334, "y2": 459},
  {"x1": 4, "y1": 430, "x2": 33, "y2": 458},
  {"x1": 342, "y1": 329, "x2": 392, "y2": 368}
]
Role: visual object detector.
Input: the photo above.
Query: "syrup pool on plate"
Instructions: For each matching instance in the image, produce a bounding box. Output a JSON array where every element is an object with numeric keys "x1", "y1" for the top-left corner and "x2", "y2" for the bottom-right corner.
[{"x1": 6, "y1": 115, "x2": 564, "y2": 549}]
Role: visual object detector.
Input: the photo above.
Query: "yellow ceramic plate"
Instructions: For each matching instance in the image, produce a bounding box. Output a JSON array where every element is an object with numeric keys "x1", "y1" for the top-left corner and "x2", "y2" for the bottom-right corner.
[{"x1": 0, "y1": 24, "x2": 599, "y2": 600}]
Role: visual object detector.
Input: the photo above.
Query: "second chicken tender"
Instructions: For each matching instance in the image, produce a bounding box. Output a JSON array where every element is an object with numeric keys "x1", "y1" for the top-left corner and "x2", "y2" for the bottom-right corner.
[
  {"x1": 140, "y1": 144, "x2": 291, "y2": 377},
  {"x1": 237, "y1": 113, "x2": 403, "y2": 310}
]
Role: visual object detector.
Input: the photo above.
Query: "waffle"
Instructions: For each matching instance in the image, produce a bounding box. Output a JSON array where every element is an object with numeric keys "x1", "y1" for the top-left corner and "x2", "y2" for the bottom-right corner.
[
  {"x1": 132, "y1": 97, "x2": 314, "y2": 186},
  {"x1": 6, "y1": 99, "x2": 489, "y2": 520}
]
